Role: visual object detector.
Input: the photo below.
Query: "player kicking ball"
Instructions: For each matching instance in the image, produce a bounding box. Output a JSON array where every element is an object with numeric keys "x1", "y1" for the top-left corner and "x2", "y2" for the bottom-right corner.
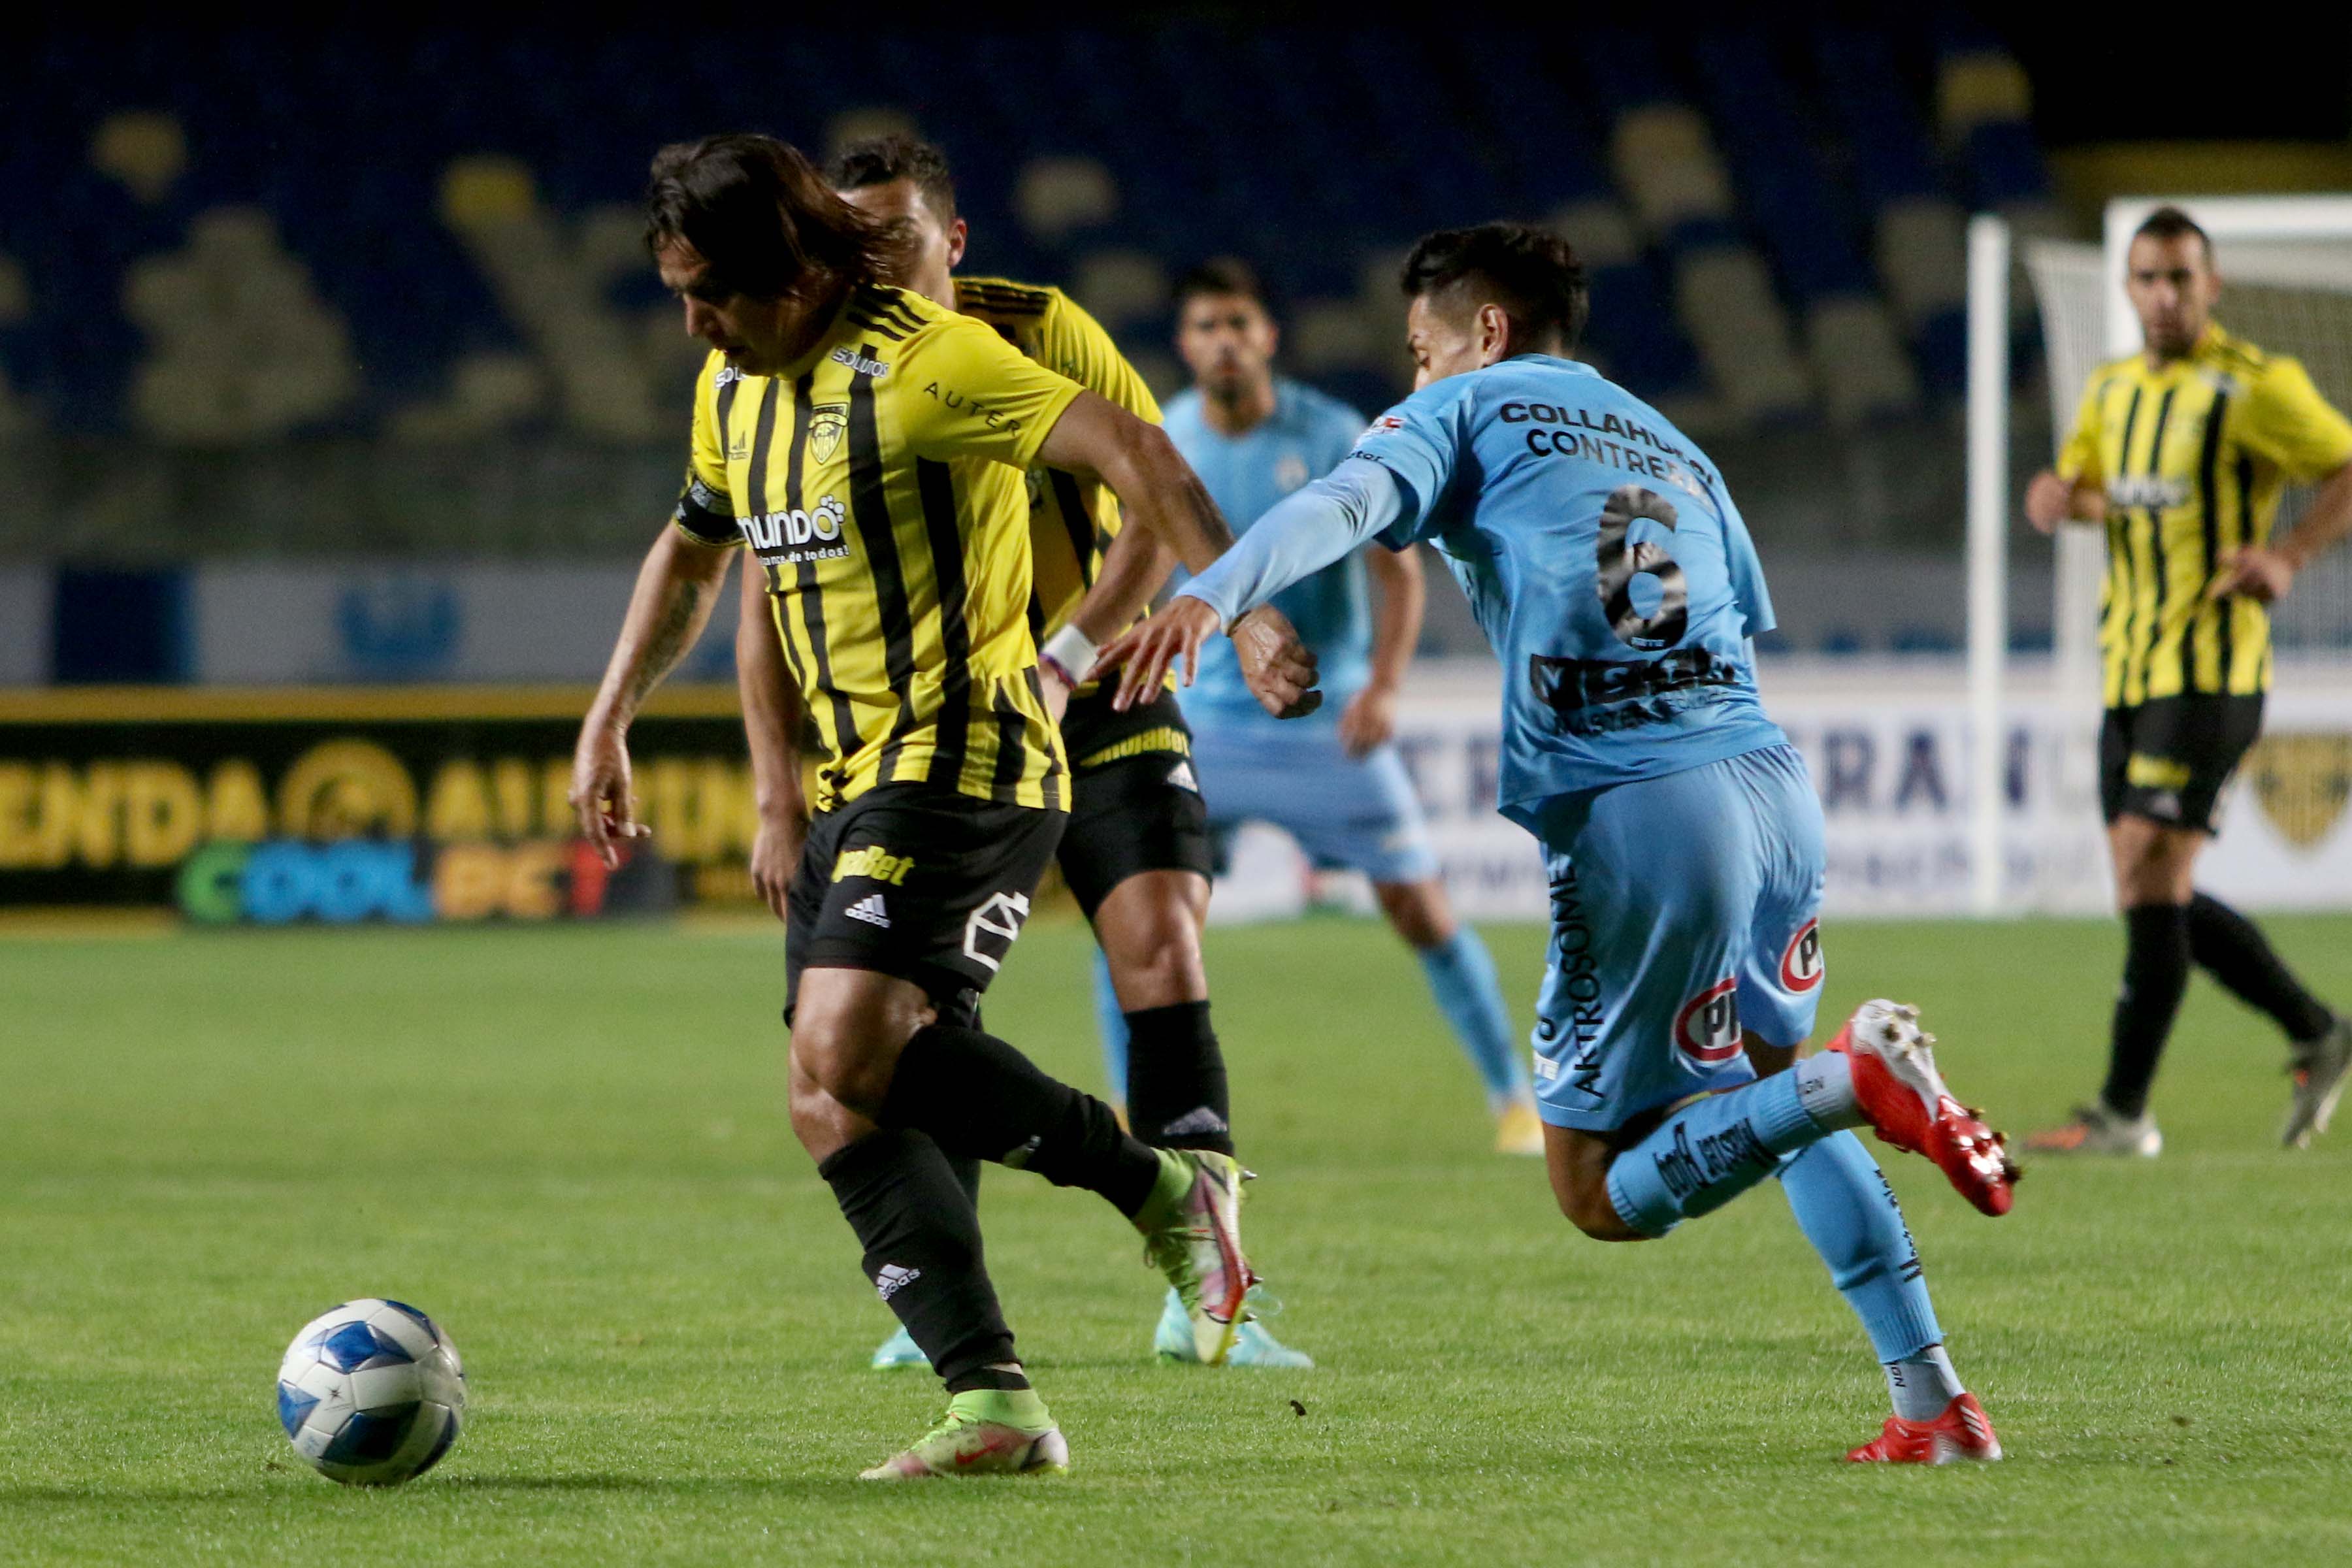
[{"x1": 1102, "y1": 223, "x2": 2021, "y2": 1463}]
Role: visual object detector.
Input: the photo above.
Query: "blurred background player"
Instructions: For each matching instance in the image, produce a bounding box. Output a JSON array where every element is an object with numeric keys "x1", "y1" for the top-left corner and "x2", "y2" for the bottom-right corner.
[
  {"x1": 1136, "y1": 259, "x2": 1542, "y2": 1156},
  {"x1": 1105, "y1": 223, "x2": 2019, "y2": 1463},
  {"x1": 572, "y1": 134, "x2": 1317, "y2": 1477},
  {"x1": 2023, "y1": 206, "x2": 2352, "y2": 1156},
  {"x1": 798, "y1": 135, "x2": 1315, "y2": 1367}
]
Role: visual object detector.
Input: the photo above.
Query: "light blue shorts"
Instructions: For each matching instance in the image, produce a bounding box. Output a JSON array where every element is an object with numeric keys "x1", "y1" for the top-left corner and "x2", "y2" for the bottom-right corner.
[
  {"x1": 1527, "y1": 743, "x2": 1826, "y2": 1134},
  {"x1": 1187, "y1": 714, "x2": 1439, "y2": 886}
]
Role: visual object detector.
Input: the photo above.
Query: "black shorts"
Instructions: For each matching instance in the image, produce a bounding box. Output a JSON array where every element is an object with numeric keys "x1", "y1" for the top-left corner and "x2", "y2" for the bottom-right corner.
[
  {"x1": 784, "y1": 783, "x2": 1064, "y2": 1026},
  {"x1": 2099, "y1": 694, "x2": 2264, "y2": 835},
  {"x1": 1056, "y1": 685, "x2": 1214, "y2": 919}
]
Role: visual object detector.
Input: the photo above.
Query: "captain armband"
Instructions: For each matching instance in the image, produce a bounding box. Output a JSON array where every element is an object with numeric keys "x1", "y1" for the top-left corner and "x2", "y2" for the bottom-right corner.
[{"x1": 672, "y1": 474, "x2": 738, "y2": 546}]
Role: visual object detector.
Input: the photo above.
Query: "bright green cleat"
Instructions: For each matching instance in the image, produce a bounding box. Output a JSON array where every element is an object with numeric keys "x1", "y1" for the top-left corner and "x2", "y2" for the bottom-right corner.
[
  {"x1": 857, "y1": 1388, "x2": 1070, "y2": 1480},
  {"x1": 869, "y1": 1325, "x2": 924, "y2": 1370},
  {"x1": 1154, "y1": 1286, "x2": 1313, "y2": 1368},
  {"x1": 1132, "y1": 1148, "x2": 1253, "y2": 1366}
]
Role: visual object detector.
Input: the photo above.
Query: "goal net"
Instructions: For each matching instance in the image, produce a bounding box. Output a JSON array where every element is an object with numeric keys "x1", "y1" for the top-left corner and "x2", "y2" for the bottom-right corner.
[{"x1": 2010, "y1": 195, "x2": 2352, "y2": 911}]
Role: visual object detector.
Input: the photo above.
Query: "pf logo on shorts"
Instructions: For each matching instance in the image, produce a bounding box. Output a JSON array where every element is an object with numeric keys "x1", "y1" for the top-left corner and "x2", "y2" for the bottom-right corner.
[
  {"x1": 1674, "y1": 979, "x2": 1742, "y2": 1064},
  {"x1": 962, "y1": 891, "x2": 1032, "y2": 973},
  {"x1": 1779, "y1": 920, "x2": 1823, "y2": 992}
]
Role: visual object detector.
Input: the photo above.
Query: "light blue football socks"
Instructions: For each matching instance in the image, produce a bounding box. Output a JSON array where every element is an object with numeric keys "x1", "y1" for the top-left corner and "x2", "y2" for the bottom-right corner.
[
  {"x1": 1776, "y1": 1130, "x2": 1961, "y2": 1418},
  {"x1": 1604, "y1": 1054, "x2": 1859, "y2": 1234},
  {"x1": 1417, "y1": 927, "x2": 1526, "y2": 1103}
]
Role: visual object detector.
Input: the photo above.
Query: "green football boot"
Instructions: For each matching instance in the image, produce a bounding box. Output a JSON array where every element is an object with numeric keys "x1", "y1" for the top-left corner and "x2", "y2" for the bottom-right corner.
[
  {"x1": 1154, "y1": 1286, "x2": 1314, "y2": 1368},
  {"x1": 869, "y1": 1324, "x2": 925, "y2": 1369},
  {"x1": 858, "y1": 1388, "x2": 1069, "y2": 1480},
  {"x1": 1132, "y1": 1148, "x2": 1253, "y2": 1366}
]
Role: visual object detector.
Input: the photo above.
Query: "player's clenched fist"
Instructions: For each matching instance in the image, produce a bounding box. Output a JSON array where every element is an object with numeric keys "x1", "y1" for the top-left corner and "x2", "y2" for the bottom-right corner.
[{"x1": 1229, "y1": 606, "x2": 1321, "y2": 719}]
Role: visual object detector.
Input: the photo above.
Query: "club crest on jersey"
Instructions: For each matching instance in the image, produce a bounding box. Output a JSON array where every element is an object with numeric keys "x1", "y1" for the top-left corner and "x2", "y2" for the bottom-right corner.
[
  {"x1": 1674, "y1": 978, "x2": 1741, "y2": 1065},
  {"x1": 1780, "y1": 919, "x2": 1823, "y2": 992},
  {"x1": 1363, "y1": 414, "x2": 1406, "y2": 438},
  {"x1": 808, "y1": 403, "x2": 849, "y2": 464}
]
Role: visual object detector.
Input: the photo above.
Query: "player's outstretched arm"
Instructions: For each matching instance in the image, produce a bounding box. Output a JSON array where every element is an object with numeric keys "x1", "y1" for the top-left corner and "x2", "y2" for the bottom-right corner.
[
  {"x1": 734, "y1": 558, "x2": 808, "y2": 919},
  {"x1": 571, "y1": 527, "x2": 737, "y2": 867},
  {"x1": 2209, "y1": 458, "x2": 2352, "y2": 603},
  {"x1": 1034, "y1": 389, "x2": 1235, "y2": 575}
]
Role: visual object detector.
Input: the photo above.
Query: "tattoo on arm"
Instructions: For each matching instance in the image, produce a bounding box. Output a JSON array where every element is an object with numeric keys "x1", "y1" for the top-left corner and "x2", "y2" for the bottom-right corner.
[{"x1": 628, "y1": 580, "x2": 703, "y2": 708}]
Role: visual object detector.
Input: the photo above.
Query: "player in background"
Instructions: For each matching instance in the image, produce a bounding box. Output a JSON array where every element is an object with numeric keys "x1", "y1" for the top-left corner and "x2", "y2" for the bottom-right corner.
[
  {"x1": 571, "y1": 134, "x2": 1315, "y2": 1478},
  {"x1": 745, "y1": 133, "x2": 1312, "y2": 1369},
  {"x1": 2023, "y1": 205, "x2": 2352, "y2": 1156},
  {"x1": 1148, "y1": 261, "x2": 1541, "y2": 1155},
  {"x1": 1102, "y1": 223, "x2": 2021, "y2": 1463}
]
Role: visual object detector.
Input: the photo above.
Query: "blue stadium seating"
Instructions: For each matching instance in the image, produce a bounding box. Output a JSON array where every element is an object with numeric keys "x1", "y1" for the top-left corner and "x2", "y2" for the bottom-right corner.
[{"x1": 0, "y1": 21, "x2": 2050, "y2": 440}]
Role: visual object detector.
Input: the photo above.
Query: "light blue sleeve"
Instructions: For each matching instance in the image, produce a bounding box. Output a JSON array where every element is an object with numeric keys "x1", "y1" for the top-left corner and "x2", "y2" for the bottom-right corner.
[
  {"x1": 1343, "y1": 383, "x2": 1470, "y2": 547},
  {"x1": 1719, "y1": 490, "x2": 1776, "y2": 636},
  {"x1": 1174, "y1": 457, "x2": 1407, "y2": 626}
]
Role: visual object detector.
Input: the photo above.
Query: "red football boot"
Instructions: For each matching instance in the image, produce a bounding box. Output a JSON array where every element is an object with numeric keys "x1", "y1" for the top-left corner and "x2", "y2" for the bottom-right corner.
[
  {"x1": 1826, "y1": 1000, "x2": 2019, "y2": 1217},
  {"x1": 1847, "y1": 1392, "x2": 2003, "y2": 1463}
]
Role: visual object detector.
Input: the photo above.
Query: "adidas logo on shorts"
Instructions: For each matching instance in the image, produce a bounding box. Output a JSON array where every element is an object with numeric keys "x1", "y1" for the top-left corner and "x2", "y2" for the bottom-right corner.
[
  {"x1": 874, "y1": 1263, "x2": 922, "y2": 1300},
  {"x1": 844, "y1": 894, "x2": 890, "y2": 928}
]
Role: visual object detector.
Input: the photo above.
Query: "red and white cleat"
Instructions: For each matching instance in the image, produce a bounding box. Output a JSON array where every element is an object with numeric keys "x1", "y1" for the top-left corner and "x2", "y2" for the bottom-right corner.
[
  {"x1": 1827, "y1": 999, "x2": 2019, "y2": 1217},
  {"x1": 1846, "y1": 1392, "x2": 2004, "y2": 1463}
]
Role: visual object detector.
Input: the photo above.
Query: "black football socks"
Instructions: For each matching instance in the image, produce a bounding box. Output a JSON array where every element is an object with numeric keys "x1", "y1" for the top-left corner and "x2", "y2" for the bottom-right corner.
[
  {"x1": 883, "y1": 1022, "x2": 1165, "y2": 1218},
  {"x1": 817, "y1": 1128, "x2": 1025, "y2": 1392},
  {"x1": 2187, "y1": 892, "x2": 2336, "y2": 1045},
  {"x1": 1121, "y1": 1000, "x2": 1235, "y2": 1156},
  {"x1": 2102, "y1": 902, "x2": 2193, "y2": 1120}
]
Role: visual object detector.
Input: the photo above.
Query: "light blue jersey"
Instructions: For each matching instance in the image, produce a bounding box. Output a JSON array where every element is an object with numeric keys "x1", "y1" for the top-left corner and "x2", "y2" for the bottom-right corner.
[
  {"x1": 1164, "y1": 379, "x2": 1369, "y2": 720},
  {"x1": 1347, "y1": 355, "x2": 1786, "y2": 825}
]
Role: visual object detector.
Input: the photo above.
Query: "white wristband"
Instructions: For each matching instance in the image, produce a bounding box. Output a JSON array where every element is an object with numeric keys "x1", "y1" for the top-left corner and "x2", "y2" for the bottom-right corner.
[{"x1": 1039, "y1": 623, "x2": 1100, "y2": 685}]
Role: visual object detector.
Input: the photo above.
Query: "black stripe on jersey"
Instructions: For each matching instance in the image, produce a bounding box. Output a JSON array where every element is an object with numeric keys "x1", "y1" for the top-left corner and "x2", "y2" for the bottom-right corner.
[
  {"x1": 2196, "y1": 389, "x2": 2232, "y2": 691},
  {"x1": 1023, "y1": 666, "x2": 1065, "y2": 811},
  {"x1": 959, "y1": 281, "x2": 1051, "y2": 316},
  {"x1": 2144, "y1": 387, "x2": 2178, "y2": 686},
  {"x1": 845, "y1": 348, "x2": 923, "y2": 783},
  {"x1": 1047, "y1": 470, "x2": 1098, "y2": 591},
  {"x1": 715, "y1": 373, "x2": 742, "y2": 451},
  {"x1": 779, "y1": 372, "x2": 862, "y2": 777},
  {"x1": 990, "y1": 681, "x2": 1028, "y2": 803},
  {"x1": 2114, "y1": 387, "x2": 2147, "y2": 693},
  {"x1": 2230, "y1": 451, "x2": 2255, "y2": 681},
  {"x1": 843, "y1": 310, "x2": 909, "y2": 343},
  {"x1": 853, "y1": 289, "x2": 924, "y2": 336},
  {"x1": 914, "y1": 458, "x2": 974, "y2": 785}
]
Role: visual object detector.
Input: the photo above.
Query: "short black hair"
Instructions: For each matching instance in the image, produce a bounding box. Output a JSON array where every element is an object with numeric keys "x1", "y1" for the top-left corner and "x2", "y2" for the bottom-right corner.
[
  {"x1": 645, "y1": 133, "x2": 890, "y2": 299},
  {"x1": 1400, "y1": 223, "x2": 1588, "y2": 353},
  {"x1": 2133, "y1": 204, "x2": 2212, "y2": 262},
  {"x1": 1173, "y1": 257, "x2": 1271, "y2": 314},
  {"x1": 830, "y1": 133, "x2": 957, "y2": 224}
]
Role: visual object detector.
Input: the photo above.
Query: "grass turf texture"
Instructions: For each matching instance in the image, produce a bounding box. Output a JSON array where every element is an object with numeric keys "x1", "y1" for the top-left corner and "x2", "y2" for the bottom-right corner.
[{"x1": 5, "y1": 913, "x2": 2351, "y2": 1566}]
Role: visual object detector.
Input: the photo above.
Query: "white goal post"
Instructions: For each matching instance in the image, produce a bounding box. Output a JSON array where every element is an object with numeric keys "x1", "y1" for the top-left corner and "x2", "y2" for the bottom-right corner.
[{"x1": 1967, "y1": 193, "x2": 2352, "y2": 915}]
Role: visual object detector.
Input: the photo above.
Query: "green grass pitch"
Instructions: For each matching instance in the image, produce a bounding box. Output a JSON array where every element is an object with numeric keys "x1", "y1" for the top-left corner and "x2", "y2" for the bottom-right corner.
[{"x1": 5, "y1": 911, "x2": 2351, "y2": 1565}]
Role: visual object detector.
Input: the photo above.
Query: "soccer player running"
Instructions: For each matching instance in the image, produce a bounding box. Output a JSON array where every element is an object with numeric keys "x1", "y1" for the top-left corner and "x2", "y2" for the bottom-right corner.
[
  {"x1": 1152, "y1": 261, "x2": 1543, "y2": 1156},
  {"x1": 766, "y1": 133, "x2": 1310, "y2": 1368},
  {"x1": 2023, "y1": 206, "x2": 2352, "y2": 1157},
  {"x1": 569, "y1": 135, "x2": 1316, "y2": 1479},
  {"x1": 1102, "y1": 223, "x2": 2022, "y2": 1463}
]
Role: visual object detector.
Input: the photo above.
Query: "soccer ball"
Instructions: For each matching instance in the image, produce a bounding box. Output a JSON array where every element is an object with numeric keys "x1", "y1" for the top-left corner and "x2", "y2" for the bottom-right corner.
[{"x1": 276, "y1": 1299, "x2": 466, "y2": 1486}]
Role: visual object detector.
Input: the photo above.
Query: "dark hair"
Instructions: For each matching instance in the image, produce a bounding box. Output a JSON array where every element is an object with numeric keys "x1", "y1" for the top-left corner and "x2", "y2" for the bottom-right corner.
[
  {"x1": 830, "y1": 133, "x2": 957, "y2": 223},
  {"x1": 2133, "y1": 204, "x2": 2212, "y2": 261},
  {"x1": 1173, "y1": 257, "x2": 1271, "y2": 314},
  {"x1": 1399, "y1": 223, "x2": 1588, "y2": 353},
  {"x1": 644, "y1": 133, "x2": 890, "y2": 299}
]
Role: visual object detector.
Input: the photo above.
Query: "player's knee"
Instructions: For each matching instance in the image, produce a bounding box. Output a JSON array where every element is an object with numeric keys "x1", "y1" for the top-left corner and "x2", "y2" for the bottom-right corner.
[
  {"x1": 1376, "y1": 880, "x2": 1455, "y2": 949},
  {"x1": 787, "y1": 1011, "x2": 898, "y2": 1116},
  {"x1": 1556, "y1": 1181, "x2": 1642, "y2": 1242}
]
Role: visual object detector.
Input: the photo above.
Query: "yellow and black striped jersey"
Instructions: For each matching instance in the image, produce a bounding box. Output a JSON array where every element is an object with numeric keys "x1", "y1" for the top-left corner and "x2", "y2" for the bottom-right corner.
[
  {"x1": 671, "y1": 282, "x2": 1083, "y2": 813},
  {"x1": 2059, "y1": 323, "x2": 2352, "y2": 706},
  {"x1": 952, "y1": 276, "x2": 1162, "y2": 674}
]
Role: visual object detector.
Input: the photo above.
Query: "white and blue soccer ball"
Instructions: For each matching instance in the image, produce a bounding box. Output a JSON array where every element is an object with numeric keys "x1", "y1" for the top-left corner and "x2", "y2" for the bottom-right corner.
[{"x1": 276, "y1": 1299, "x2": 466, "y2": 1486}]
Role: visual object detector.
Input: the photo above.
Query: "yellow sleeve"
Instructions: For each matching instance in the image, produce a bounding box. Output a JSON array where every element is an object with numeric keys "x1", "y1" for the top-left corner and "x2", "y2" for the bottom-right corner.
[
  {"x1": 672, "y1": 356, "x2": 740, "y2": 547},
  {"x1": 1041, "y1": 291, "x2": 1162, "y2": 425},
  {"x1": 2239, "y1": 356, "x2": 2352, "y2": 482},
  {"x1": 2055, "y1": 375, "x2": 2106, "y2": 485},
  {"x1": 897, "y1": 313, "x2": 1086, "y2": 470}
]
